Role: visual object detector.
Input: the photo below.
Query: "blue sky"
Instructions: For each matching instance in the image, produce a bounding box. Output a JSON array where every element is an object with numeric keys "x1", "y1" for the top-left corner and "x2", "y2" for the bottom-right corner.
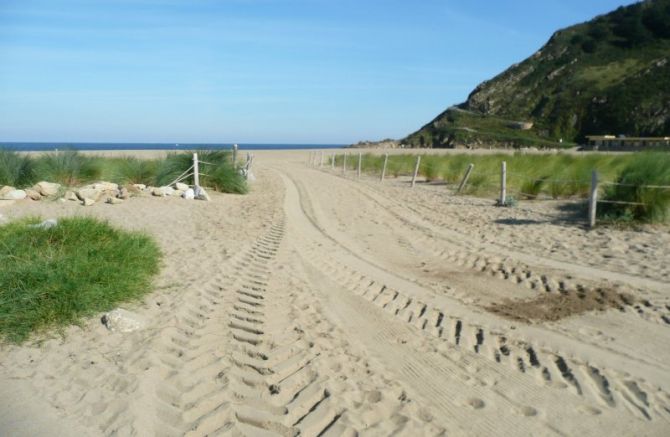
[{"x1": 0, "y1": 0, "x2": 637, "y2": 144}]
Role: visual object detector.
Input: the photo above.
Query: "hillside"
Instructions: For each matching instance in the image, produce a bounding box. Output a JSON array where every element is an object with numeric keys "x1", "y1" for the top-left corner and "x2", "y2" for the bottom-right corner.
[{"x1": 404, "y1": 0, "x2": 670, "y2": 148}]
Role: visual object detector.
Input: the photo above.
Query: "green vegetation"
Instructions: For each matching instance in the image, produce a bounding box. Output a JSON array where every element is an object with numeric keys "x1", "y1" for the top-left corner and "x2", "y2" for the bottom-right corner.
[
  {"x1": 0, "y1": 149, "x2": 247, "y2": 194},
  {"x1": 404, "y1": 0, "x2": 670, "y2": 148},
  {"x1": 0, "y1": 217, "x2": 161, "y2": 343},
  {"x1": 599, "y1": 153, "x2": 670, "y2": 223},
  {"x1": 333, "y1": 152, "x2": 670, "y2": 222}
]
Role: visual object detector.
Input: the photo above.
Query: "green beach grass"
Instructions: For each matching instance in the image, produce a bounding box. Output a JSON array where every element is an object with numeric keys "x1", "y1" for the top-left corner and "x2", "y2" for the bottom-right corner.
[
  {"x1": 0, "y1": 149, "x2": 248, "y2": 194},
  {"x1": 332, "y1": 151, "x2": 670, "y2": 223},
  {"x1": 0, "y1": 217, "x2": 161, "y2": 343}
]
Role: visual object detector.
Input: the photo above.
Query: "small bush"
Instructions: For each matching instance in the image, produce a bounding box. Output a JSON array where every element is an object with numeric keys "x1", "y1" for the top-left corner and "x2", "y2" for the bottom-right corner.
[
  {"x1": 33, "y1": 150, "x2": 101, "y2": 186},
  {"x1": 110, "y1": 157, "x2": 158, "y2": 185},
  {"x1": 0, "y1": 217, "x2": 161, "y2": 343},
  {"x1": 0, "y1": 149, "x2": 35, "y2": 187}
]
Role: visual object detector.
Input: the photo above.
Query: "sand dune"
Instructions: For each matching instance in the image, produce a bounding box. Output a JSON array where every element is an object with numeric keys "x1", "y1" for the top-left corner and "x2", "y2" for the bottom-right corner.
[{"x1": 1, "y1": 150, "x2": 669, "y2": 436}]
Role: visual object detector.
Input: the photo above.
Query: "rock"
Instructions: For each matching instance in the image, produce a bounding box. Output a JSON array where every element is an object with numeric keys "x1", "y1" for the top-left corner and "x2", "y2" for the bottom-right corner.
[
  {"x1": 117, "y1": 187, "x2": 129, "y2": 200},
  {"x1": 33, "y1": 181, "x2": 61, "y2": 197},
  {"x1": 106, "y1": 197, "x2": 124, "y2": 205},
  {"x1": 64, "y1": 191, "x2": 79, "y2": 201},
  {"x1": 182, "y1": 188, "x2": 195, "y2": 200},
  {"x1": 2, "y1": 189, "x2": 27, "y2": 200},
  {"x1": 25, "y1": 189, "x2": 42, "y2": 200},
  {"x1": 194, "y1": 186, "x2": 210, "y2": 201},
  {"x1": 76, "y1": 188, "x2": 104, "y2": 202},
  {"x1": 175, "y1": 182, "x2": 189, "y2": 191},
  {"x1": 132, "y1": 184, "x2": 146, "y2": 190},
  {"x1": 101, "y1": 309, "x2": 146, "y2": 333},
  {"x1": 173, "y1": 189, "x2": 184, "y2": 198},
  {"x1": 0, "y1": 186, "x2": 16, "y2": 197},
  {"x1": 28, "y1": 219, "x2": 58, "y2": 230},
  {"x1": 152, "y1": 186, "x2": 174, "y2": 197},
  {"x1": 92, "y1": 182, "x2": 118, "y2": 191},
  {"x1": 82, "y1": 198, "x2": 95, "y2": 206}
]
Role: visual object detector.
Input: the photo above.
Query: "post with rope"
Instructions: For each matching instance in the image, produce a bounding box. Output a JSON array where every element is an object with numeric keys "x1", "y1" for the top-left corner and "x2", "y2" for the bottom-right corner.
[
  {"x1": 457, "y1": 163, "x2": 474, "y2": 193},
  {"x1": 380, "y1": 153, "x2": 388, "y2": 182},
  {"x1": 331, "y1": 153, "x2": 336, "y2": 170},
  {"x1": 411, "y1": 155, "x2": 421, "y2": 188},
  {"x1": 357, "y1": 152, "x2": 362, "y2": 179},
  {"x1": 193, "y1": 153, "x2": 200, "y2": 188},
  {"x1": 589, "y1": 170, "x2": 598, "y2": 228},
  {"x1": 232, "y1": 144, "x2": 238, "y2": 170},
  {"x1": 499, "y1": 161, "x2": 507, "y2": 206}
]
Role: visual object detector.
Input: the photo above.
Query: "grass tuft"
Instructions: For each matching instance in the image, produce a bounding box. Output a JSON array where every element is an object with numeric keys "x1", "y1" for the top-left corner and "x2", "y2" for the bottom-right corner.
[
  {"x1": 0, "y1": 217, "x2": 161, "y2": 343},
  {"x1": 33, "y1": 150, "x2": 102, "y2": 186},
  {"x1": 0, "y1": 149, "x2": 35, "y2": 187}
]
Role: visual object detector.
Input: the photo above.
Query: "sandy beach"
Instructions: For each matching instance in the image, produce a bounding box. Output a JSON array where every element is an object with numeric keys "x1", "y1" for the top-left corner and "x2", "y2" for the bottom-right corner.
[{"x1": 1, "y1": 149, "x2": 669, "y2": 436}]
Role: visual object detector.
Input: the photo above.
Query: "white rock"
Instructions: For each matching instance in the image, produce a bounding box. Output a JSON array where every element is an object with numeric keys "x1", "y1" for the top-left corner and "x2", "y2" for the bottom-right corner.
[
  {"x1": 64, "y1": 191, "x2": 78, "y2": 201},
  {"x1": 175, "y1": 182, "x2": 189, "y2": 191},
  {"x1": 101, "y1": 309, "x2": 146, "y2": 333},
  {"x1": 132, "y1": 184, "x2": 146, "y2": 190},
  {"x1": 2, "y1": 189, "x2": 27, "y2": 200},
  {"x1": 194, "y1": 186, "x2": 210, "y2": 201},
  {"x1": 82, "y1": 198, "x2": 95, "y2": 206},
  {"x1": 29, "y1": 219, "x2": 58, "y2": 230},
  {"x1": 152, "y1": 186, "x2": 174, "y2": 197},
  {"x1": 77, "y1": 188, "x2": 104, "y2": 202},
  {"x1": 106, "y1": 197, "x2": 124, "y2": 205},
  {"x1": 33, "y1": 181, "x2": 61, "y2": 197},
  {"x1": 25, "y1": 189, "x2": 42, "y2": 200},
  {"x1": 0, "y1": 186, "x2": 16, "y2": 197},
  {"x1": 92, "y1": 182, "x2": 118, "y2": 191},
  {"x1": 182, "y1": 188, "x2": 195, "y2": 200}
]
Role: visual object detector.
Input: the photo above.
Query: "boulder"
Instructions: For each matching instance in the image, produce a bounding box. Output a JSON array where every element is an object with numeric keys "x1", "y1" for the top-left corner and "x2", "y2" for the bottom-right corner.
[
  {"x1": 64, "y1": 191, "x2": 79, "y2": 201},
  {"x1": 25, "y1": 189, "x2": 42, "y2": 201},
  {"x1": 173, "y1": 189, "x2": 184, "y2": 198},
  {"x1": 82, "y1": 198, "x2": 95, "y2": 206},
  {"x1": 117, "y1": 187, "x2": 130, "y2": 200},
  {"x1": 106, "y1": 197, "x2": 124, "y2": 205},
  {"x1": 76, "y1": 188, "x2": 104, "y2": 202},
  {"x1": 2, "y1": 189, "x2": 27, "y2": 200},
  {"x1": 33, "y1": 181, "x2": 61, "y2": 197},
  {"x1": 194, "y1": 186, "x2": 210, "y2": 201},
  {"x1": 101, "y1": 309, "x2": 146, "y2": 333},
  {"x1": 92, "y1": 182, "x2": 118, "y2": 192},
  {"x1": 175, "y1": 182, "x2": 189, "y2": 191},
  {"x1": 182, "y1": 188, "x2": 195, "y2": 200},
  {"x1": 152, "y1": 186, "x2": 174, "y2": 197},
  {"x1": 0, "y1": 186, "x2": 16, "y2": 197},
  {"x1": 132, "y1": 184, "x2": 146, "y2": 190}
]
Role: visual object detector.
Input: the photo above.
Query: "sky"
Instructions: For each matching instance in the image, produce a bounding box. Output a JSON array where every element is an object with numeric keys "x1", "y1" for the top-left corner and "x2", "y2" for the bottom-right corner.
[{"x1": 0, "y1": 0, "x2": 639, "y2": 144}]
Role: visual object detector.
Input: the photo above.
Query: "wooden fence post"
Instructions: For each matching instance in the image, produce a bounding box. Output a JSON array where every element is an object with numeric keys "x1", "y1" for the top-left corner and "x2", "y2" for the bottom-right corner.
[
  {"x1": 342, "y1": 152, "x2": 347, "y2": 175},
  {"x1": 411, "y1": 156, "x2": 421, "y2": 188},
  {"x1": 232, "y1": 144, "x2": 238, "y2": 169},
  {"x1": 589, "y1": 170, "x2": 598, "y2": 228},
  {"x1": 193, "y1": 153, "x2": 200, "y2": 187},
  {"x1": 457, "y1": 163, "x2": 474, "y2": 193},
  {"x1": 331, "y1": 153, "x2": 335, "y2": 170},
  {"x1": 500, "y1": 161, "x2": 507, "y2": 205},
  {"x1": 357, "y1": 152, "x2": 362, "y2": 179},
  {"x1": 380, "y1": 153, "x2": 389, "y2": 182}
]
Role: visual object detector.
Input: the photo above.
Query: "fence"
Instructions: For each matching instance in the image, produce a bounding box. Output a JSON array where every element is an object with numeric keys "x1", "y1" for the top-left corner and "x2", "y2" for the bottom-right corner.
[{"x1": 305, "y1": 150, "x2": 670, "y2": 227}]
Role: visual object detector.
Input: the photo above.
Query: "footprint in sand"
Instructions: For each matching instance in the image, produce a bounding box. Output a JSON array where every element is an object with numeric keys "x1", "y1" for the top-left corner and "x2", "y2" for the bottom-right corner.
[
  {"x1": 515, "y1": 406, "x2": 538, "y2": 417},
  {"x1": 466, "y1": 398, "x2": 486, "y2": 409}
]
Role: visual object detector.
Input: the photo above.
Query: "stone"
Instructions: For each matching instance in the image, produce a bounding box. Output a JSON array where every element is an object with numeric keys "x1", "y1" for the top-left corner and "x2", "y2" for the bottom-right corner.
[
  {"x1": 0, "y1": 186, "x2": 16, "y2": 197},
  {"x1": 2, "y1": 189, "x2": 27, "y2": 200},
  {"x1": 175, "y1": 182, "x2": 189, "y2": 191},
  {"x1": 106, "y1": 197, "x2": 124, "y2": 205},
  {"x1": 28, "y1": 219, "x2": 58, "y2": 230},
  {"x1": 152, "y1": 186, "x2": 174, "y2": 197},
  {"x1": 182, "y1": 188, "x2": 195, "y2": 200},
  {"x1": 92, "y1": 182, "x2": 118, "y2": 191},
  {"x1": 25, "y1": 189, "x2": 42, "y2": 200},
  {"x1": 132, "y1": 184, "x2": 146, "y2": 190},
  {"x1": 82, "y1": 198, "x2": 95, "y2": 206},
  {"x1": 117, "y1": 187, "x2": 129, "y2": 200},
  {"x1": 173, "y1": 189, "x2": 184, "y2": 198},
  {"x1": 64, "y1": 191, "x2": 79, "y2": 201},
  {"x1": 33, "y1": 181, "x2": 61, "y2": 197},
  {"x1": 101, "y1": 309, "x2": 146, "y2": 333},
  {"x1": 76, "y1": 188, "x2": 104, "y2": 202},
  {"x1": 194, "y1": 186, "x2": 210, "y2": 201}
]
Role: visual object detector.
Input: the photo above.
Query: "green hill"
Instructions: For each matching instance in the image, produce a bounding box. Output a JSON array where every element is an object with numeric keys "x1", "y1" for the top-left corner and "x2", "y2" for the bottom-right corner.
[{"x1": 404, "y1": 0, "x2": 670, "y2": 148}]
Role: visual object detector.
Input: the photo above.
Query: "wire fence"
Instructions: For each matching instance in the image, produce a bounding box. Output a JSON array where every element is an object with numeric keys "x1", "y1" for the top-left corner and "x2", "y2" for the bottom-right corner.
[{"x1": 306, "y1": 150, "x2": 670, "y2": 227}]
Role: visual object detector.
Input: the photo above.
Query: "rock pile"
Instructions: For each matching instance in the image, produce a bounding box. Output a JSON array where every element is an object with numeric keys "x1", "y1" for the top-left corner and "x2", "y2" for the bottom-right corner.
[{"x1": 1, "y1": 180, "x2": 211, "y2": 206}]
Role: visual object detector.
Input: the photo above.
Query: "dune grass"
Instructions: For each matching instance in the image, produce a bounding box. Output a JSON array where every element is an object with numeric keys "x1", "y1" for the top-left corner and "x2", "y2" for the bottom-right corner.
[
  {"x1": 0, "y1": 149, "x2": 248, "y2": 194},
  {"x1": 0, "y1": 217, "x2": 161, "y2": 343}
]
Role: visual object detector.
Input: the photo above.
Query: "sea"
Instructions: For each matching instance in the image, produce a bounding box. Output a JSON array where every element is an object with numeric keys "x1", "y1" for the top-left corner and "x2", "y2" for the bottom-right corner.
[{"x1": 0, "y1": 142, "x2": 346, "y2": 152}]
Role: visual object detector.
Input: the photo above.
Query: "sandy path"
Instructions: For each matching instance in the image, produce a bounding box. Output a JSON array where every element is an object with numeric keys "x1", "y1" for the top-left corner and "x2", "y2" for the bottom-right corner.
[{"x1": 1, "y1": 150, "x2": 669, "y2": 436}]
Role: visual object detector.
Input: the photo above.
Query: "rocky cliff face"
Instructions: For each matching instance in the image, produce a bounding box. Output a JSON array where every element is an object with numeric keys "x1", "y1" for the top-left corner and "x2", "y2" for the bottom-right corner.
[{"x1": 404, "y1": 0, "x2": 670, "y2": 148}]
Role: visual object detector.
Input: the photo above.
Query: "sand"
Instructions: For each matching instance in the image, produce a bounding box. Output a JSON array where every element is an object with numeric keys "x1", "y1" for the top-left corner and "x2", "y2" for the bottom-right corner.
[{"x1": 1, "y1": 149, "x2": 669, "y2": 436}]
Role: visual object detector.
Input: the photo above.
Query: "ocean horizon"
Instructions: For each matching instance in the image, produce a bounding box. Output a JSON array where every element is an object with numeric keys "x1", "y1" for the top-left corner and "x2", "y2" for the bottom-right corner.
[{"x1": 0, "y1": 142, "x2": 346, "y2": 152}]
